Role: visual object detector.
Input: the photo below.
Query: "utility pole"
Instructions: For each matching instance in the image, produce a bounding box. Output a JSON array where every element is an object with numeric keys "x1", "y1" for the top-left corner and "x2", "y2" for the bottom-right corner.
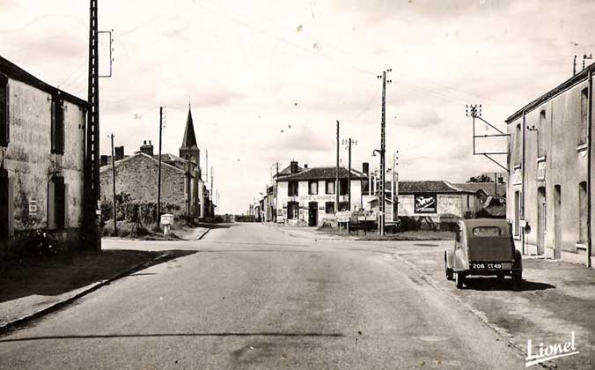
[
  {"x1": 336, "y1": 120, "x2": 340, "y2": 214},
  {"x1": 574, "y1": 55, "x2": 577, "y2": 76},
  {"x1": 109, "y1": 134, "x2": 117, "y2": 236},
  {"x1": 84, "y1": 0, "x2": 101, "y2": 250},
  {"x1": 392, "y1": 151, "x2": 399, "y2": 223},
  {"x1": 342, "y1": 138, "x2": 358, "y2": 210},
  {"x1": 211, "y1": 166, "x2": 214, "y2": 217},
  {"x1": 157, "y1": 106, "x2": 163, "y2": 227},
  {"x1": 377, "y1": 69, "x2": 392, "y2": 235}
]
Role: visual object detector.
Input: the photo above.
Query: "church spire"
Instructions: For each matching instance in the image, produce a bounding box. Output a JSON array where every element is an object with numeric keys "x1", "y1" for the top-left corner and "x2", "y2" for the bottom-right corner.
[{"x1": 180, "y1": 108, "x2": 198, "y2": 150}]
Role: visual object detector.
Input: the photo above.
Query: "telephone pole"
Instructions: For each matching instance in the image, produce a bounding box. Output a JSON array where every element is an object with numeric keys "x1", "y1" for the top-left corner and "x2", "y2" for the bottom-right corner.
[
  {"x1": 342, "y1": 138, "x2": 358, "y2": 210},
  {"x1": 336, "y1": 120, "x2": 340, "y2": 214},
  {"x1": 84, "y1": 0, "x2": 101, "y2": 250},
  {"x1": 377, "y1": 69, "x2": 392, "y2": 235},
  {"x1": 157, "y1": 107, "x2": 163, "y2": 227},
  {"x1": 109, "y1": 134, "x2": 117, "y2": 236}
]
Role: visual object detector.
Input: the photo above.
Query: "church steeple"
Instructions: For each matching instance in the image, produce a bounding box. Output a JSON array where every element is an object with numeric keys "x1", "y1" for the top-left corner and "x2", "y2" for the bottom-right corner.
[{"x1": 180, "y1": 108, "x2": 198, "y2": 152}]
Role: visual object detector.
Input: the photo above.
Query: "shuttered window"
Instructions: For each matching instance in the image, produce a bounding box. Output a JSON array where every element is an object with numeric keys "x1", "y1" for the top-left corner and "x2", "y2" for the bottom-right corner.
[
  {"x1": 51, "y1": 96, "x2": 64, "y2": 154},
  {"x1": 0, "y1": 75, "x2": 8, "y2": 147}
]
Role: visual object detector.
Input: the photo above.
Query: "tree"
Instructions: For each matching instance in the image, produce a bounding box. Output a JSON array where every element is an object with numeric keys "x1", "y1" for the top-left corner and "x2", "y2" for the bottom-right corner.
[{"x1": 468, "y1": 174, "x2": 493, "y2": 183}]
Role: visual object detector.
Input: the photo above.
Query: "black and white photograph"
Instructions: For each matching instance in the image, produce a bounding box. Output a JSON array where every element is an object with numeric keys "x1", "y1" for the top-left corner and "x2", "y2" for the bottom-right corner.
[{"x1": 0, "y1": 0, "x2": 594, "y2": 369}]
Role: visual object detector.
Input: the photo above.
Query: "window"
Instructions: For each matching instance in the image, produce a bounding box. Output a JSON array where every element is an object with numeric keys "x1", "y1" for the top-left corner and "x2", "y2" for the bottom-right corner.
[
  {"x1": 325, "y1": 180, "x2": 335, "y2": 195},
  {"x1": 309, "y1": 181, "x2": 318, "y2": 195},
  {"x1": 339, "y1": 179, "x2": 348, "y2": 195},
  {"x1": 287, "y1": 201, "x2": 299, "y2": 219},
  {"x1": 0, "y1": 75, "x2": 8, "y2": 147},
  {"x1": 288, "y1": 181, "x2": 299, "y2": 196},
  {"x1": 339, "y1": 201, "x2": 349, "y2": 211},
  {"x1": 473, "y1": 227, "x2": 502, "y2": 237},
  {"x1": 515, "y1": 123, "x2": 522, "y2": 165},
  {"x1": 466, "y1": 195, "x2": 470, "y2": 209},
  {"x1": 538, "y1": 110, "x2": 546, "y2": 158},
  {"x1": 579, "y1": 181, "x2": 588, "y2": 243},
  {"x1": 51, "y1": 96, "x2": 64, "y2": 154},
  {"x1": 514, "y1": 191, "x2": 520, "y2": 236},
  {"x1": 580, "y1": 88, "x2": 589, "y2": 145},
  {"x1": 325, "y1": 202, "x2": 335, "y2": 214}
]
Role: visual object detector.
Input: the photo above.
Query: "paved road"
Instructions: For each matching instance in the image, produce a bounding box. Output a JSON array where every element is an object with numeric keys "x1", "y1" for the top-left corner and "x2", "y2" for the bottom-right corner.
[{"x1": 0, "y1": 223, "x2": 524, "y2": 369}]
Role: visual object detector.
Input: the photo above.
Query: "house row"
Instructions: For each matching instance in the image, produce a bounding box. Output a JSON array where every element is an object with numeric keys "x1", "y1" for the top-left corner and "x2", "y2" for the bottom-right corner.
[
  {"x1": 99, "y1": 109, "x2": 215, "y2": 222},
  {"x1": 0, "y1": 55, "x2": 88, "y2": 251},
  {"x1": 506, "y1": 63, "x2": 595, "y2": 267},
  {"x1": 255, "y1": 160, "x2": 505, "y2": 229}
]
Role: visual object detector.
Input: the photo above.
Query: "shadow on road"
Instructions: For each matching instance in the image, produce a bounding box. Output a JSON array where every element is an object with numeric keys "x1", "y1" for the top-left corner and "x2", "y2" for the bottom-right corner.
[
  {"x1": 462, "y1": 277, "x2": 556, "y2": 291},
  {"x1": 0, "y1": 250, "x2": 196, "y2": 304},
  {"x1": 0, "y1": 332, "x2": 345, "y2": 343}
]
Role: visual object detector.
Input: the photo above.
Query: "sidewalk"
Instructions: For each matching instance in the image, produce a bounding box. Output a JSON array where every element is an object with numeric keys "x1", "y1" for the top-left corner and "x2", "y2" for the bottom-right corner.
[
  {"x1": 396, "y1": 249, "x2": 595, "y2": 369},
  {"x1": 0, "y1": 248, "x2": 196, "y2": 333}
]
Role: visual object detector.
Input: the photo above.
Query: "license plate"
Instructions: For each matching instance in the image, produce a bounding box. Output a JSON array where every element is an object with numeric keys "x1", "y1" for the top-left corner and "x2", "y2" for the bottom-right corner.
[{"x1": 470, "y1": 262, "x2": 512, "y2": 270}]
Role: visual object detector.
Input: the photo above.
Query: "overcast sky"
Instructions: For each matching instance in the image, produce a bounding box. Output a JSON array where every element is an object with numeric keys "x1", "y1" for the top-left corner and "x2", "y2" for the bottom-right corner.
[{"x1": 1, "y1": 0, "x2": 594, "y2": 214}]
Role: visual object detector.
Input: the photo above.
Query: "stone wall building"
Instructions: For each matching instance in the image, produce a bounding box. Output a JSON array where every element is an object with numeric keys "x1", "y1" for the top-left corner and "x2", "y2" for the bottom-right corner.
[
  {"x1": 0, "y1": 55, "x2": 88, "y2": 248},
  {"x1": 99, "y1": 108, "x2": 212, "y2": 221},
  {"x1": 506, "y1": 63, "x2": 595, "y2": 267}
]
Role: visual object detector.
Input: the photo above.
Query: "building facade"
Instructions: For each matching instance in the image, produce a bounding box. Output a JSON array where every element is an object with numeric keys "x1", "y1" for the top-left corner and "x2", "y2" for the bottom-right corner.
[
  {"x1": 506, "y1": 64, "x2": 595, "y2": 267},
  {"x1": 275, "y1": 161, "x2": 365, "y2": 227},
  {"x1": 99, "y1": 108, "x2": 212, "y2": 222},
  {"x1": 0, "y1": 55, "x2": 88, "y2": 251}
]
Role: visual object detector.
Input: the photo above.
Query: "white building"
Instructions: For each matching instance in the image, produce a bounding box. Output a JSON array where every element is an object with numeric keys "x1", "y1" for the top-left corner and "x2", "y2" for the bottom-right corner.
[{"x1": 275, "y1": 161, "x2": 366, "y2": 227}]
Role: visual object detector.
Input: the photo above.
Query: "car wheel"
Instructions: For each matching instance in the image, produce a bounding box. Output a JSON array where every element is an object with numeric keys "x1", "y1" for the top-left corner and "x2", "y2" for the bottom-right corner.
[
  {"x1": 512, "y1": 271, "x2": 522, "y2": 291},
  {"x1": 444, "y1": 253, "x2": 454, "y2": 281},
  {"x1": 456, "y1": 272, "x2": 465, "y2": 289}
]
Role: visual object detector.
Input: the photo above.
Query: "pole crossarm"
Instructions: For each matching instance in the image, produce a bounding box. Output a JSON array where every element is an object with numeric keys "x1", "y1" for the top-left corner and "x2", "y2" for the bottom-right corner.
[
  {"x1": 476, "y1": 116, "x2": 507, "y2": 135},
  {"x1": 483, "y1": 154, "x2": 508, "y2": 172}
]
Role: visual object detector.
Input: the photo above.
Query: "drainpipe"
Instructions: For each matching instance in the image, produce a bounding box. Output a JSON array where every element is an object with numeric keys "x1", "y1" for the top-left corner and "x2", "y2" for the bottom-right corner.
[
  {"x1": 521, "y1": 111, "x2": 526, "y2": 255},
  {"x1": 587, "y1": 70, "x2": 593, "y2": 268}
]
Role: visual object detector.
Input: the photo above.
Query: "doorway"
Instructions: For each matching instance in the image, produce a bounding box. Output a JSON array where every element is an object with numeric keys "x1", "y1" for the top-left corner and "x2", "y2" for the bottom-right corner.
[
  {"x1": 554, "y1": 185, "x2": 561, "y2": 259},
  {"x1": 308, "y1": 202, "x2": 318, "y2": 227},
  {"x1": 537, "y1": 187, "x2": 546, "y2": 255}
]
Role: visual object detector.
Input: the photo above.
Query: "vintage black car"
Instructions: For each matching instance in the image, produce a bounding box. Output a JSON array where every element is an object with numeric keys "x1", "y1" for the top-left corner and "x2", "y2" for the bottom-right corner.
[{"x1": 445, "y1": 219, "x2": 523, "y2": 290}]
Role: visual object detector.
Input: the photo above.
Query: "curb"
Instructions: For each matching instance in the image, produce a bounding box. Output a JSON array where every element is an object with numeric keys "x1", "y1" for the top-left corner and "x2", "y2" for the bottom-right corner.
[
  {"x1": 197, "y1": 228, "x2": 211, "y2": 240},
  {"x1": 392, "y1": 253, "x2": 558, "y2": 370},
  {"x1": 0, "y1": 252, "x2": 169, "y2": 337}
]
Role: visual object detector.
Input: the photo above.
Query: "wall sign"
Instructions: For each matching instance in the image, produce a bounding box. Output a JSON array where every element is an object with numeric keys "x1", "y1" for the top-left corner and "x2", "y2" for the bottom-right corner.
[
  {"x1": 28, "y1": 199, "x2": 38, "y2": 217},
  {"x1": 414, "y1": 194, "x2": 437, "y2": 214}
]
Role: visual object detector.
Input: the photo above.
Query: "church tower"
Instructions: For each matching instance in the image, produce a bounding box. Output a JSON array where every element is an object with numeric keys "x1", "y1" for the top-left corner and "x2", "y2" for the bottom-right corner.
[{"x1": 179, "y1": 108, "x2": 201, "y2": 218}]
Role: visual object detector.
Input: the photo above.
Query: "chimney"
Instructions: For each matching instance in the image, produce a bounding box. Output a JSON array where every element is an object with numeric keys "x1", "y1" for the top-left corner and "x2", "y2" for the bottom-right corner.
[
  {"x1": 115, "y1": 146, "x2": 124, "y2": 161},
  {"x1": 290, "y1": 161, "x2": 298, "y2": 174},
  {"x1": 362, "y1": 162, "x2": 369, "y2": 175},
  {"x1": 140, "y1": 140, "x2": 154, "y2": 156}
]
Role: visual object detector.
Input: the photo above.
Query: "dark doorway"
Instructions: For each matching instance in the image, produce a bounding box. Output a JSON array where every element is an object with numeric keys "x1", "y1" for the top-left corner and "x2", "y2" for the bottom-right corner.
[
  {"x1": 308, "y1": 202, "x2": 318, "y2": 227},
  {"x1": 0, "y1": 169, "x2": 11, "y2": 238},
  {"x1": 554, "y1": 185, "x2": 561, "y2": 259},
  {"x1": 537, "y1": 187, "x2": 546, "y2": 255},
  {"x1": 53, "y1": 176, "x2": 66, "y2": 230}
]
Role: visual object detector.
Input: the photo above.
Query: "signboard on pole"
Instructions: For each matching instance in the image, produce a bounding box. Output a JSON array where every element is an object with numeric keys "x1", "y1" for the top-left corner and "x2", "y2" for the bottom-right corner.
[{"x1": 336, "y1": 211, "x2": 352, "y2": 222}]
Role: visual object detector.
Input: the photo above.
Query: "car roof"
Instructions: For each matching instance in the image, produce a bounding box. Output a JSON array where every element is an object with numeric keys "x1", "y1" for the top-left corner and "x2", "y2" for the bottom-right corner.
[{"x1": 459, "y1": 219, "x2": 511, "y2": 235}]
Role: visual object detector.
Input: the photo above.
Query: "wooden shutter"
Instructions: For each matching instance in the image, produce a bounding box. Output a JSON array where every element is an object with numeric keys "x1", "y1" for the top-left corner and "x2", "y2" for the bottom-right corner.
[{"x1": 0, "y1": 75, "x2": 8, "y2": 147}]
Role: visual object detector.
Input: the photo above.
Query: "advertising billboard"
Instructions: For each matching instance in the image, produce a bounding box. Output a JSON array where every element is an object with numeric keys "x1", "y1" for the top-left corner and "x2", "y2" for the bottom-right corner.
[{"x1": 414, "y1": 194, "x2": 437, "y2": 214}]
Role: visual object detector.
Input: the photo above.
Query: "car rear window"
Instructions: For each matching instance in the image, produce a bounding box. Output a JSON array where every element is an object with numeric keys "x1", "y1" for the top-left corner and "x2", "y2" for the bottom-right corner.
[{"x1": 472, "y1": 227, "x2": 502, "y2": 237}]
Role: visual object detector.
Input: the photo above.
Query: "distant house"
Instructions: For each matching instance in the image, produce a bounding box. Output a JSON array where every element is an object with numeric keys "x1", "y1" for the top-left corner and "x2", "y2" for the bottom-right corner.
[
  {"x1": 385, "y1": 181, "x2": 478, "y2": 229},
  {"x1": 275, "y1": 161, "x2": 366, "y2": 226},
  {"x1": 0, "y1": 55, "x2": 89, "y2": 249},
  {"x1": 99, "y1": 108, "x2": 213, "y2": 221}
]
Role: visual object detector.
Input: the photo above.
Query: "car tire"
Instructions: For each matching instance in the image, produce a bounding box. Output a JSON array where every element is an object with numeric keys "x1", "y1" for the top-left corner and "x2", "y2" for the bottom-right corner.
[
  {"x1": 512, "y1": 271, "x2": 522, "y2": 291},
  {"x1": 456, "y1": 272, "x2": 465, "y2": 289},
  {"x1": 444, "y1": 253, "x2": 454, "y2": 281}
]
